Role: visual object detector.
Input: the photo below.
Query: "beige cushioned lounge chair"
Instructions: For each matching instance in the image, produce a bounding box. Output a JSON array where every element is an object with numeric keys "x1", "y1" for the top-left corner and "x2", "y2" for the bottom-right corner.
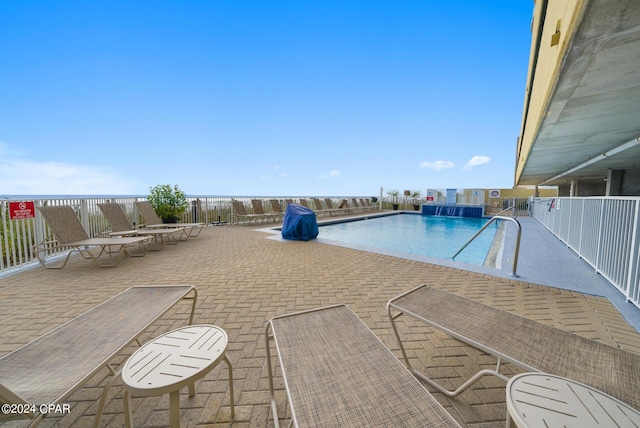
[
  {"x1": 265, "y1": 304, "x2": 461, "y2": 427},
  {"x1": 230, "y1": 199, "x2": 262, "y2": 224},
  {"x1": 387, "y1": 284, "x2": 640, "y2": 410},
  {"x1": 269, "y1": 199, "x2": 284, "y2": 221},
  {"x1": 0, "y1": 285, "x2": 197, "y2": 428},
  {"x1": 311, "y1": 198, "x2": 332, "y2": 217},
  {"x1": 135, "y1": 201, "x2": 203, "y2": 238},
  {"x1": 251, "y1": 199, "x2": 277, "y2": 223},
  {"x1": 34, "y1": 206, "x2": 151, "y2": 269},
  {"x1": 98, "y1": 203, "x2": 186, "y2": 249}
]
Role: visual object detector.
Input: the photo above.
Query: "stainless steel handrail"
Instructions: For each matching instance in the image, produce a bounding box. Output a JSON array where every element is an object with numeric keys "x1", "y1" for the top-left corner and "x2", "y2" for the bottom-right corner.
[
  {"x1": 494, "y1": 205, "x2": 515, "y2": 217},
  {"x1": 452, "y1": 215, "x2": 522, "y2": 277}
]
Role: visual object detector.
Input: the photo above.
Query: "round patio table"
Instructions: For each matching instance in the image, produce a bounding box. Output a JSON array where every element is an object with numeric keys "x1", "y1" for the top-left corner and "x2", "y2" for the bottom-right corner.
[
  {"x1": 506, "y1": 372, "x2": 640, "y2": 427},
  {"x1": 122, "y1": 324, "x2": 234, "y2": 427}
]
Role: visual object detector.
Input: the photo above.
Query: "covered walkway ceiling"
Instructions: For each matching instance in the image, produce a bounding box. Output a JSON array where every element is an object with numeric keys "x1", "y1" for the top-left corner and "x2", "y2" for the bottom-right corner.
[{"x1": 517, "y1": 0, "x2": 640, "y2": 186}]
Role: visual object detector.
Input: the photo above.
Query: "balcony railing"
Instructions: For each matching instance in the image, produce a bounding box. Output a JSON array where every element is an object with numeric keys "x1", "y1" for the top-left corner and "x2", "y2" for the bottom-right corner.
[
  {"x1": 0, "y1": 195, "x2": 373, "y2": 275},
  {"x1": 530, "y1": 197, "x2": 640, "y2": 309}
]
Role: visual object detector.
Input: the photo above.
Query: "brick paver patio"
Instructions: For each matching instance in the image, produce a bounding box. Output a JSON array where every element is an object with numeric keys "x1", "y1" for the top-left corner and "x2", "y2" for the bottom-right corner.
[{"x1": 1, "y1": 217, "x2": 639, "y2": 427}]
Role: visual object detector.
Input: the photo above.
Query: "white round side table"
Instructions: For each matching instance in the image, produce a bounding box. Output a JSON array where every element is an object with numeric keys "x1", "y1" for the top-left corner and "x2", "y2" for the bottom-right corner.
[
  {"x1": 122, "y1": 324, "x2": 234, "y2": 427},
  {"x1": 506, "y1": 372, "x2": 640, "y2": 427}
]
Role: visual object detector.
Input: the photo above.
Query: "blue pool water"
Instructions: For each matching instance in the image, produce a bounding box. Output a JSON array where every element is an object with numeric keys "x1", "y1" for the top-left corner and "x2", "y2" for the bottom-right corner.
[{"x1": 318, "y1": 214, "x2": 497, "y2": 266}]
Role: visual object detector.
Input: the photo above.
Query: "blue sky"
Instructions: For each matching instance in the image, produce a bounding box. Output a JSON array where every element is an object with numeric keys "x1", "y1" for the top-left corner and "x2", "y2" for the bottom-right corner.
[{"x1": 1, "y1": 1, "x2": 534, "y2": 197}]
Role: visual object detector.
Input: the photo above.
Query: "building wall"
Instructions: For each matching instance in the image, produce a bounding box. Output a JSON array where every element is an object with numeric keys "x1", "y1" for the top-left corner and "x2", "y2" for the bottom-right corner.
[
  {"x1": 558, "y1": 180, "x2": 606, "y2": 196},
  {"x1": 515, "y1": 0, "x2": 586, "y2": 184},
  {"x1": 608, "y1": 170, "x2": 640, "y2": 196},
  {"x1": 554, "y1": 170, "x2": 640, "y2": 196}
]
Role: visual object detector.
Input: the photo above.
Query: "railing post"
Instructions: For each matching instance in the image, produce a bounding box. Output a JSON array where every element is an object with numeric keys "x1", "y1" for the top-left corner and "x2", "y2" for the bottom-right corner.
[
  {"x1": 595, "y1": 198, "x2": 606, "y2": 274},
  {"x1": 578, "y1": 198, "x2": 585, "y2": 254},
  {"x1": 625, "y1": 200, "x2": 640, "y2": 302},
  {"x1": 34, "y1": 200, "x2": 45, "y2": 261},
  {"x1": 1, "y1": 201, "x2": 7, "y2": 270}
]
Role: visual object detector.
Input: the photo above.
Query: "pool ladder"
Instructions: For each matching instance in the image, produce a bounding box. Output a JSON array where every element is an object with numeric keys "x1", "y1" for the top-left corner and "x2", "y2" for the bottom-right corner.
[{"x1": 452, "y1": 211, "x2": 522, "y2": 277}]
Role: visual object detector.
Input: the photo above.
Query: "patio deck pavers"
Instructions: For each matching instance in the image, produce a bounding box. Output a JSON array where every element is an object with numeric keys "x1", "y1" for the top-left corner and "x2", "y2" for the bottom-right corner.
[{"x1": 0, "y1": 217, "x2": 638, "y2": 427}]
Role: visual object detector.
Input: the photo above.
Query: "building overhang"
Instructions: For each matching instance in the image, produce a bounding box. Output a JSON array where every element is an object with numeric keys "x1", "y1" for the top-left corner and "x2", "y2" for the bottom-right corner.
[{"x1": 515, "y1": 0, "x2": 640, "y2": 187}]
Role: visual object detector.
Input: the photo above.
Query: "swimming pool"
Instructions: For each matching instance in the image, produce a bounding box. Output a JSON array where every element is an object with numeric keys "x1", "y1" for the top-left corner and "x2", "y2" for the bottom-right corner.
[{"x1": 317, "y1": 213, "x2": 498, "y2": 266}]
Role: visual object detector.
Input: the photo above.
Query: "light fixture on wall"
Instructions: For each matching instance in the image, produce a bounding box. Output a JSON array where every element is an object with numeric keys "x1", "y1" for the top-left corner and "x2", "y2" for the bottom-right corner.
[{"x1": 551, "y1": 19, "x2": 561, "y2": 46}]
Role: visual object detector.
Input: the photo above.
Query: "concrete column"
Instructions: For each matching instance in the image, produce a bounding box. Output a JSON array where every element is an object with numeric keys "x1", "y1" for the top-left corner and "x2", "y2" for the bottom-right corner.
[{"x1": 605, "y1": 169, "x2": 612, "y2": 196}]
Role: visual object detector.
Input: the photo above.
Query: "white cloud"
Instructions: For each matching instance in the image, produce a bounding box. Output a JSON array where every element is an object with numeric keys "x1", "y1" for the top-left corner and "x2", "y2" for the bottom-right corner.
[
  {"x1": 0, "y1": 158, "x2": 144, "y2": 194},
  {"x1": 319, "y1": 169, "x2": 341, "y2": 180},
  {"x1": 463, "y1": 155, "x2": 490, "y2": 170},
  {"x1": 419, "y1": 160, "x2": 455, "y2": 171},
  {"x1": 262, "y1": 167, "x2": 288, "y2": 180}
]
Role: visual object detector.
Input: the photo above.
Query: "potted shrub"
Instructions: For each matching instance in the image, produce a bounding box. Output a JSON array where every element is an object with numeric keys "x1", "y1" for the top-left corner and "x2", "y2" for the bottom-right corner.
[
  {"x1": 148, "y1": 184, "x2": 189, "y2": 223},
  {"x1": 411, "y1": 190, "x2": 422, "y2": 211},
  {"x1": 387, "y1": 189, "x2": 400, "y2": 210}
]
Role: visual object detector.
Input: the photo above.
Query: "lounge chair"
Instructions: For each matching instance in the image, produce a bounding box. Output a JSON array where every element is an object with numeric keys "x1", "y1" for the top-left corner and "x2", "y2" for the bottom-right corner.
[
  {"x1": 353, "y1": 198, "x2": 370, "y2": 213},
  {"x1": 265, "y1": 304, "x2": 461, "y2": 427},
  {"x1": 269, "y1": 199, "x2": 284, "y2": 221},
  {"x1": 298, "y1": 198, "x2": 309, "y2": 208},
  {"x1": 135, "y1": 201, "x2": 204, "y2": 238},
  {"x1": 365, "y1": 198, "x2": 377, "y2": 209},
  {"x1": 98, "y1": 203, "x2": 186, "y2": 249},
  {"x1": 351, "y1": 198, "x2": 363, "y2": 212},
  {"x1": 230, "y1": 199, "x2": 263, "y2": 224},
  {"x1": 387, "y1": 284, "x2": 640, "y2": 409},
  {"x1": 338, "y1": 199, "x2": 356, "y2": 214},
  {"x1": 251, "y1": 199, "x2": 277, "y2": 223},
  {"x1": 360, "y1": 198, "x2": 374, "y2": 211},
  {"x1": 324, "y1": 198, "x2": 339, "y2": 214},
  {"x1": 0, "y1": 285, "x2": 197, "y2": 428},
  {"x1": 34, "y1": 206, "x2": 151, "y2": 269},
  {"x1": 311, "y1": 198, "x2": 331, "y2": 217}
]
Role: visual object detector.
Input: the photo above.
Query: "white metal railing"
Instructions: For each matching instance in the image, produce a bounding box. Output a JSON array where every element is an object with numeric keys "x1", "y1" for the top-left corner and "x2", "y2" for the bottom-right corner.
[
  {"x1": 531, "y1": 197, "x2": 640, "y2": 308},
  {"x1": 0, "y1": 195, "x2": 372, "y2": 274}
]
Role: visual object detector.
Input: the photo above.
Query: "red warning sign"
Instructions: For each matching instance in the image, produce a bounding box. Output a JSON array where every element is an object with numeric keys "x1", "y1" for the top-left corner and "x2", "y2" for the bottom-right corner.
[{"x1": 9, "y1": 201, "x2": 36, "y2": 220}]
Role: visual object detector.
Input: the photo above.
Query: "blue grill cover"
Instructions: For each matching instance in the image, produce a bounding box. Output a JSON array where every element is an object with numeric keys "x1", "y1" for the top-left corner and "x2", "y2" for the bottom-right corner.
[{"x1": 281, "y1": 204, "x2": 318, "y2": 241}]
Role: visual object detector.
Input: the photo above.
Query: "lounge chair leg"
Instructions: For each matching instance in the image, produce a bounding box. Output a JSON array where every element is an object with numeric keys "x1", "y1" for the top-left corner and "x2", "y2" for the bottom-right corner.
[
  {"x1": 265, "y1": 327, "x2": 281, "y2": 428},
  {"x1": 94, "y1": 367, "x2": 121, "y2": 428},
  {"x1": 412, "y1": 366, "x2": 509, "y2": 397},
  {"x1": 35, "y1": 245, "x2": 74, "y2": 269},
  {"x1": 387, "y1": 304, "x2": 509, "y2": 397},
  {"x1": 183, "y1": 287, "x2": 198, "y2": 325},
  {"x1": 386, "y1": 306, "x2": 414, "y2": 370}
]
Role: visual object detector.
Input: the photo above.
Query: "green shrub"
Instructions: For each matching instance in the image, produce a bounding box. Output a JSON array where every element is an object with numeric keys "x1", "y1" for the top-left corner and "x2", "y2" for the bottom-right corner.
[{"x1": 148, "y1": 184, "x2": 189, "y2": 222}]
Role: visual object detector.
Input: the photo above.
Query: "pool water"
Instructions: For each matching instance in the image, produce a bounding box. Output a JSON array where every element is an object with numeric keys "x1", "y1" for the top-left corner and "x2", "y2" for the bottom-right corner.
[{"x1": 318, "y1": 214, "x2": 497, "y2": 266}]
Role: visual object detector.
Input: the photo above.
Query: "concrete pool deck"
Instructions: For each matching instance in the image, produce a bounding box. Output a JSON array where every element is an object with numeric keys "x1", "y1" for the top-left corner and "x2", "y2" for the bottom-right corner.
[
  {"x1": 277, "y1": 211, "x2": 640, "y2": 332},
  {"x1": 500, "y1": 216, "x2": 640, "y2": 332},
  {"x1": 0, "y1": 211, "x2": 638, "y2": 427}
]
